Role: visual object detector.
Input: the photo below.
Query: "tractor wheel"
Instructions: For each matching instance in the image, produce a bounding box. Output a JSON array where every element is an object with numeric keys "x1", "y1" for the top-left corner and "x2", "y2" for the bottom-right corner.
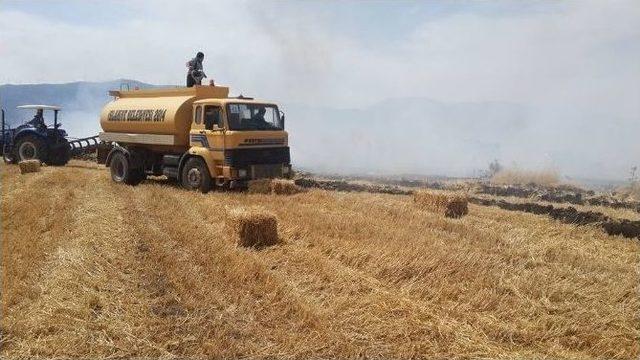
[
  {"x1": 181, "y1": 157, "x2": 211, "y2": 193},
  {"x1": 2, "y1": 155, "x2": 16, "y2": 164},
  {"x1": 110, "y1": 152, "x2": 145, "y2": 186},
  {"x1": 2, "y1": 146, "x2": 16, "y2": 164},
  {"x1": 14, "y1": 135, "x2": 48, "y2": 163},
  {"x1": 48, "y1": 139, "x2": 71, "y2": 166}
]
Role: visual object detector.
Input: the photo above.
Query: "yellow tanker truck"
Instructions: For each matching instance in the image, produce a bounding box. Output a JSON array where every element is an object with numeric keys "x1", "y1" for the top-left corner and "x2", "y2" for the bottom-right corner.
[{"x1": 98, "y1": 85, "x2": 291, "y2": 191}]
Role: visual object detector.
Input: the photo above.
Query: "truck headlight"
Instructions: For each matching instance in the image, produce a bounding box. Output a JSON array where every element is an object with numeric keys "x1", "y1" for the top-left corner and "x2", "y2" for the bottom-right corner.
[{"x1": 238, "y1": 169, "x2": 247, "y2": 178}]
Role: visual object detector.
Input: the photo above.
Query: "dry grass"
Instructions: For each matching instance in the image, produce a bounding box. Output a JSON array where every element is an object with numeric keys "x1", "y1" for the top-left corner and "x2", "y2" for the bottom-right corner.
[
  {"x1": 18, "y1": 160, "x2": 40, "y2": 174},
  {"x1": 1, "y1": 161, "x2": 639, "y2": 359},
  {"x1": 617, "y1": 182, "x2": 640, "y2": 202},
  {"x1": 491, "y1": 167, "x2": 560, "y2": 186},
  {"x1": 414, "y1": 190, "x2": 469, "y2": 218},
  {"x1": 248, "y1": 179, "x2": 303, "y2": 195},
  {"x1": 227, "y1": 207, "x2": 279, "y2": 247}
]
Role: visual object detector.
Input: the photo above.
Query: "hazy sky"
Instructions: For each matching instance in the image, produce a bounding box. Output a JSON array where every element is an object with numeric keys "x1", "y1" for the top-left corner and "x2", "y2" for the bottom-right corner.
[
  {"x1": 1, "y1": 0, "x2": 638, "y2": 179},
  {"x1": 1, "y1": 1, "x2": 637, "y2": 107}
]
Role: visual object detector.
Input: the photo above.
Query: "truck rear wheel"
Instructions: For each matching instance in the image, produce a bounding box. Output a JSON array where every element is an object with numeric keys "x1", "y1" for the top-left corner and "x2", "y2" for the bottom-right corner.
[
  {"x1": 181, "y1": 157, "x2": 211, "y2": 193},
  {"x1": 110, "y1": 152, "x2": 145, "y2": 186}
]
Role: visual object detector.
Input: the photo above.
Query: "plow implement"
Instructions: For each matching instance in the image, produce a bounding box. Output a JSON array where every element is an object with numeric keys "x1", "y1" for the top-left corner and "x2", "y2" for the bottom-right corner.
[{"x1": 67, "y1": 135, "x2": 101, "y2": 156}]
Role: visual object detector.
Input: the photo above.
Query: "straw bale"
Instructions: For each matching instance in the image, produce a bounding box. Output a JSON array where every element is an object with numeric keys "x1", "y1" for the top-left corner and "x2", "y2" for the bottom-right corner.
[
  {"x1": 227, "y1": 207, "x2": 278, "y2": 247},
  {"x1": 413, "y1": 190, "x2": 468, "y2": 218},
  {"x1": 18, "y1": 160, "x2": 41, "y2": 174},
  {"x1": 248, "y1": 179, "x2": 272, "y2": 194},
  {"x1": 271, "y1": 179, "x2": 303, "y2": 195},
  {"x1": 248, "y1": 179, "x2": 303, "y2": 195}
]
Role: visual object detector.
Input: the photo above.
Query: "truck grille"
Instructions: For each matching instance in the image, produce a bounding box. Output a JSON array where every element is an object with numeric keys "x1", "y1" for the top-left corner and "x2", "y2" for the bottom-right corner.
[{"x1": 224, "y1": 147, "x2": 290, "y2": 168}]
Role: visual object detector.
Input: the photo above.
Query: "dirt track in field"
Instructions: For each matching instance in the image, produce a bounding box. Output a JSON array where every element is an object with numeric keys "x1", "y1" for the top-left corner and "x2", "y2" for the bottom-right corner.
[{"x1": 2, "y1": 162, "x2": 639, "y2": 359}]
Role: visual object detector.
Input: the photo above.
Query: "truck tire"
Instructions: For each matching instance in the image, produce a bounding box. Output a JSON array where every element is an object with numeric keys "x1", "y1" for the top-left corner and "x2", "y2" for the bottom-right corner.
[
  {"x1": 181, "y1": 157, "x2": 211, "y2": 193},
  {"x1": 14, "y1": 135, "x2": 48, "y2": 163},
  {"x1": 110, "y1": 152, "x2": 145, "y2": 186}
]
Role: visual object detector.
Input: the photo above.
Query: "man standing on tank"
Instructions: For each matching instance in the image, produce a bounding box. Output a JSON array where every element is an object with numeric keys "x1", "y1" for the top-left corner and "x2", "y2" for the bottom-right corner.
[{"x1": 186, "y1": 52, "x2": 206, "y2": 87}]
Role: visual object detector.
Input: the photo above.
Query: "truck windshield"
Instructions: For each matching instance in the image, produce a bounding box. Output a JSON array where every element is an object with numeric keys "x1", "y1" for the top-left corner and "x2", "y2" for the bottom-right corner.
[{"x1": 226, "y1": 103, "x2": 282, "y2": 131}]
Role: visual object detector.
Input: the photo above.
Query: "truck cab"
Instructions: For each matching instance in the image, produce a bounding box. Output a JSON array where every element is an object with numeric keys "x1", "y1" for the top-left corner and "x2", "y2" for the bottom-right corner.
[{"x1": 187, "y1": 98, "x2": 291, "y2": 189}]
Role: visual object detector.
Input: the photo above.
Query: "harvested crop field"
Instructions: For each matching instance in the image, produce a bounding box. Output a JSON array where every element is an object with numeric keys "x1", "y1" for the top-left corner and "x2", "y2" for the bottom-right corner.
[{"x1": 2, "y1": 161, "x2": 639, "y2": 359}]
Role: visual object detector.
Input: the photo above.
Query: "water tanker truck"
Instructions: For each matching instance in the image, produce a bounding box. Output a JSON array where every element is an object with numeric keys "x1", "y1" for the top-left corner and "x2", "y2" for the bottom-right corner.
[{"x1": 98, "y1": 85, "x2": 291, "y2": 191}]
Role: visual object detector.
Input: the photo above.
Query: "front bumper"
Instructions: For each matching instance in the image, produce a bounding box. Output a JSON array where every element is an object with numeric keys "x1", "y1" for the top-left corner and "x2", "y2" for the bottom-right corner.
[
  {"x1": 226, "y1": 163, "x2": 292, "y2": 185},
  {"x1": 229, "y1": 164, "x2": 292, "y2": 190}
]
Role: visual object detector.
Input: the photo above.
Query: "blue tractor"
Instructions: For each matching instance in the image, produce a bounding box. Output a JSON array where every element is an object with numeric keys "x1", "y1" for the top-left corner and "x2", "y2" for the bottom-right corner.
[{"x1": 1, "y1": 105, "x2": 99, "y2": 166}]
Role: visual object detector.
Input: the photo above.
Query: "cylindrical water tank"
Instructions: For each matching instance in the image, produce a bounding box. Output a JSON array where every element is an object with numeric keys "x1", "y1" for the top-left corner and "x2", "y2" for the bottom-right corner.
[{"x1": 100, "y1": 86, "x2": 229, "y2": 146}]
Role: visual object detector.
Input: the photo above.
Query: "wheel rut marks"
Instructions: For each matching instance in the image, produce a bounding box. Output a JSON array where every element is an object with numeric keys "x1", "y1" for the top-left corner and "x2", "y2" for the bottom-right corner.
[
  {"x1": 256, "y1": 237, "x2": 483, "y2": 358},
  {"x1": 254, "y1": 191, "x2": 639, "y2": 358},
  {"x1": 114, "y1": 186, "x2": 340, "y2": 357},
  {"x1": 108, "y1": 185, "x2": 196, "y2": 355},
  {"x1": 1, "y1": 170, "x2": 167, "y2": 357},
  {"x1": 217, "y1": 191, "x2": 493, "y2": 357},
  {"x1": 2, "y1": 168, "x2": 82, "y2": 319},
  {"x1": 250, "y1": 194, "x2": 531, "y2": 357}
]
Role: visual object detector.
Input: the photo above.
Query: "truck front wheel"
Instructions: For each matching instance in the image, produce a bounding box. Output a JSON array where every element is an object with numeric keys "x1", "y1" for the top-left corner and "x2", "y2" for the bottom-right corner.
[
  {"x1": 110, "y1": 152, "x2": 145, "y2": 186},
  {"x1": 181, "y1": 157, "x2": 211, "y2": 193}
]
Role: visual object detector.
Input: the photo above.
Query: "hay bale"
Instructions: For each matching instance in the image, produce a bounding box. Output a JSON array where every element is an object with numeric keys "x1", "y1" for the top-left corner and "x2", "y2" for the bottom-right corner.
[
  {"x1": 18, "y1": 160, "x2": 41, "y2": 174},
  {"x1": 271, "y1": 179, "x2": 302, "y2": 195},
  {"x1": 444, "y1": 197, "x2": 469, "y2": 218},
  {"x1": 227, "y1": 207, "x2": 279, "y2": 248},
  {"x1": 413, "y1": 190, "x2": 468, "y2": 218},
  {"x1": 248, "y1": 179, "x2": 303, "y2": 195},
  {"x1": 248, "y1": 179, "x2": 272, "y2": 194}
]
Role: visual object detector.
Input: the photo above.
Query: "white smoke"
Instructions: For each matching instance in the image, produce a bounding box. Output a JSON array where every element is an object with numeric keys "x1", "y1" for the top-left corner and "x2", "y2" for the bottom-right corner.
[{"x1": 0, "y1": 0, "x2": 638, "y2": 180}]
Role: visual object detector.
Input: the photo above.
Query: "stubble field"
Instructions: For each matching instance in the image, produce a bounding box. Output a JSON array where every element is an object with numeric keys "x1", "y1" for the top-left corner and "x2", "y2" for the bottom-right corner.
[{"x1": 1, "y1": 161, "x2": 639, "y2": 359}]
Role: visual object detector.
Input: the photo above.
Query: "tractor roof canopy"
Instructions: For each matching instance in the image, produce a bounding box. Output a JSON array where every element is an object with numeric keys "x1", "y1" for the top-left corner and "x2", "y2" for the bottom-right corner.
[{"x1": 17, "y1": 105, "x2": 62, "y2": 111}]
